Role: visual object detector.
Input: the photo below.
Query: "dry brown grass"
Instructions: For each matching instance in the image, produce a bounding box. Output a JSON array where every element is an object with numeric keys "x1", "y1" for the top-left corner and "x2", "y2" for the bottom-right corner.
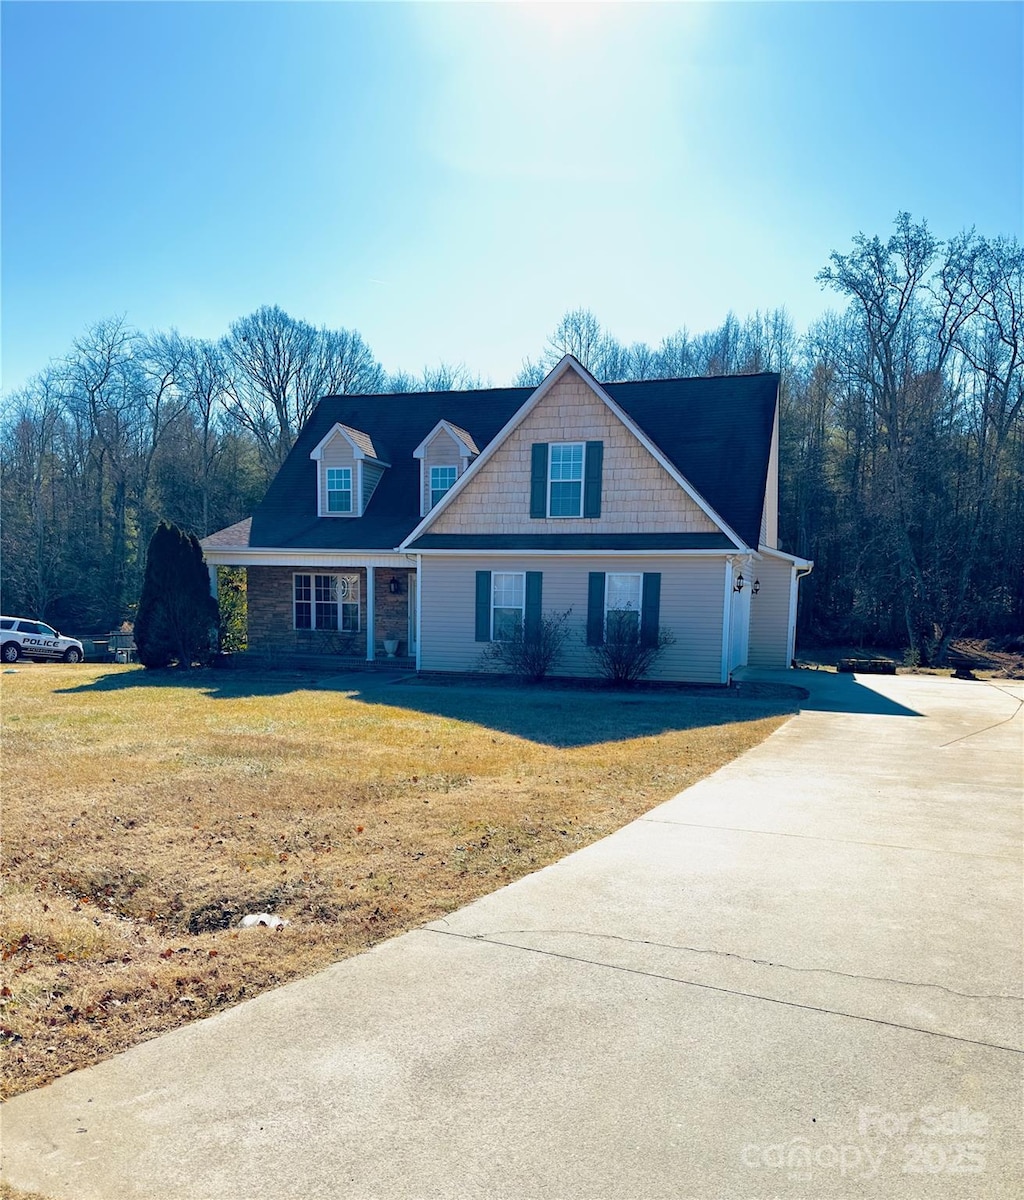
[
  {"x1": 1, "y1": 663, "x2": 796, "y2": 1098},
  {"x1": 0, "y1": 1182, "x2": 52, "y2": 1200}
]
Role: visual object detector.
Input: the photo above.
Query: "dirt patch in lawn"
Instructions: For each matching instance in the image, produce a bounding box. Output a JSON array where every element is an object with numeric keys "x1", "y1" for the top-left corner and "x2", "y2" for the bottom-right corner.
[{"x1": 1, "y1": 664, "x2": 797, "y2": 1097}]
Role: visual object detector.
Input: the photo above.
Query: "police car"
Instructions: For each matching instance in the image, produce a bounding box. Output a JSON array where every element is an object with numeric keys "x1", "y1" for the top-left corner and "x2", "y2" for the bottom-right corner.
[{"x1": 0, "y1": 616, "x2": 84, "y2": 664}]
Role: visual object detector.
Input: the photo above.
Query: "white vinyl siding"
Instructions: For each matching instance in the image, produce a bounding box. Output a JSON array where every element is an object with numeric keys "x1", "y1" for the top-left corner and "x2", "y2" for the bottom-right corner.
[
  {"x1": 362, "y1": 462, "x2": 385, "y2": 511},
  {"x1": 747, "y1": 554, "x2": 795, "y2": 669},
  {"x1": 420, "y1": 555, "x2": 726, "y2": 683}
]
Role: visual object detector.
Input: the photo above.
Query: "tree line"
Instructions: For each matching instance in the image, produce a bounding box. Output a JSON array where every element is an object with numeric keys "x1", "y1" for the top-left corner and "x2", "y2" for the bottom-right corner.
[{"x1": 2, "y1": 214, "x2": 1020, "y2": 661}]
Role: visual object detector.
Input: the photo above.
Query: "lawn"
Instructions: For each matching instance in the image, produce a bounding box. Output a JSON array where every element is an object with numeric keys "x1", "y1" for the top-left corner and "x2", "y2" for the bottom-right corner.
[{"x1": 1, "y1": 663, "x2": 798, "y2": 1098}]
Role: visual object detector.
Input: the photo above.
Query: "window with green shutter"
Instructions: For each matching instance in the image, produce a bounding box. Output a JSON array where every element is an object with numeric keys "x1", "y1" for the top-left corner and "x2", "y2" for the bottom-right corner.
[{"x1": 531, "y1": 441, "x2": 603, "y2": 518}]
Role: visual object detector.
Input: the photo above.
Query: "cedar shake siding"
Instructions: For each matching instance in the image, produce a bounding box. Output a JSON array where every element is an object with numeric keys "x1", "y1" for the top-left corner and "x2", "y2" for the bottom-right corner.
[
  {"x1": 419, "y1": 555, "x2": 726, "y2": 684},
  {"x1": 747, "y1": 554, "x2": 796, "y2": 670},
  {"x1": 428, "y1": 374, "x2": 721, "y2": 538}
]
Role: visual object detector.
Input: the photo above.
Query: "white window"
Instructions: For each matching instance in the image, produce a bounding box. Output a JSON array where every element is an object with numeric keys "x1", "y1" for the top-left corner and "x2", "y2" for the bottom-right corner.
[
  {"x1": 294, "y1": 574, "x2": 360, "y2": 631},
  {"x1": 491, "y1": 572, "x2": 525, "y2": 641},
  {"x1": 326, "y1": 468, "x2": 352, "y2": 514},
  {"x1": 548, "y1": 442, "x2": 584, "y2": 517},
  {"x1": 605, "y1": 572, "x2": 642, "y2": 640},
  {"x1": 430, "y1": 465, "x2": 458, "y2": 508}
]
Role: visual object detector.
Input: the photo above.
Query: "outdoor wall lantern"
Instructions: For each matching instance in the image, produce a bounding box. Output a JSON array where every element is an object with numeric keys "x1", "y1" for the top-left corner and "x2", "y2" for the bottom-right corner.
[
  {"x1": 733, "y1": 573, "x2": 760, "y2": 595},
  {"x1": 388, "y1": 576, "x2": 402, "y2": 595}
]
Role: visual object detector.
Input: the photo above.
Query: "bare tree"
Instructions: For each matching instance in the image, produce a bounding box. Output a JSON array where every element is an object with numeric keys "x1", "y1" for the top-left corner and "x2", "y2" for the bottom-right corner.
[
  {"x1": 221, "y1": 306, "x2": 383, "y2": 467},
  {"x1": 418, "y1": 362, "x2": 482, "y2": 391}
]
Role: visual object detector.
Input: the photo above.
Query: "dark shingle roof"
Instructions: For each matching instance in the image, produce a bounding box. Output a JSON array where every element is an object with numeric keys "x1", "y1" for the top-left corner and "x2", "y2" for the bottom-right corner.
[
  {"x1": 247, "y1": 372, "x2": 778, "y2": 552},
  {"x1": 202, "y1": 517, "x2": 252, "y2": 549}
]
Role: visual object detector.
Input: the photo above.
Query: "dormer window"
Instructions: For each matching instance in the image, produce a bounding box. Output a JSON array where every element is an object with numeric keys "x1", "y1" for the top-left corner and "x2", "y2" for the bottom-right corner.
[
  {"x1": 326, "y1": 468, "x2": 352, "y2": 513},
  {"x1": 430, "y1": 465, "x2": 458, "y2": 508},
  {"x1": 414, "y1": 420, "x2": 480, "y2": 516},
  {"x1": 310, "y1": 423, "x2": 389, "y2": 517}
]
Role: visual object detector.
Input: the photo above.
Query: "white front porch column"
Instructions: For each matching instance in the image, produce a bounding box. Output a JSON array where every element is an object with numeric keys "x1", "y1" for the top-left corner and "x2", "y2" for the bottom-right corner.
[{"x1": 366, "y1": 567, "x2": 375, "y2": 662}]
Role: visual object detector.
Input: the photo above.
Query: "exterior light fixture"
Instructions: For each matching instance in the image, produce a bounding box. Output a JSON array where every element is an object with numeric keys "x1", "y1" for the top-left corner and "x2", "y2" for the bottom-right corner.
[
  {"x1": 733, "y1": 573, "x2": 761, "y2": 595},
  {"x1": 389, "y1": 576, "x2": 402, "y2": 595}
]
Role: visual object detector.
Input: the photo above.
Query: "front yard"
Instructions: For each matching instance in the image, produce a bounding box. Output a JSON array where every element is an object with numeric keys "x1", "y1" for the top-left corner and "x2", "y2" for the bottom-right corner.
[{"x1": 1, "y1": 664, "x2": 797, "y2": 1097}]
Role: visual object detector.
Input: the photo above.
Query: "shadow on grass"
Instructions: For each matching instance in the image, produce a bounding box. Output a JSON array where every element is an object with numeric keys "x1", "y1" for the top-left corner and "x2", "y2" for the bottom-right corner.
[
  {"x1": 53, "y1": 663, "x2": 920, "y2": 747},
  {"x1": 352, "y1": 681, "x2": 805, "y2": 747}
]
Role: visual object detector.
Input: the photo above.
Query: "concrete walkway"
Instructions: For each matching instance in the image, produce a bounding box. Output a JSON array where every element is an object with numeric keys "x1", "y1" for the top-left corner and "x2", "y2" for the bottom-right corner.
[{"x1": 3, "y1": 672, "x2": 1022, "y2": 1200}]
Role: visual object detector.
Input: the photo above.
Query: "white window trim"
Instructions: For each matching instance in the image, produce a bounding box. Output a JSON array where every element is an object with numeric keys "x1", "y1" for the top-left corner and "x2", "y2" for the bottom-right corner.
[
  {"x1": 293, "y1": 572, "x2": 361, "y2": 632},
  {"x1": 547, "y1": 441, "x2": 585, "y2": 518},
  {"x1": 604, "y1": 572, "x2": 642, "y2": 635},
  {"x1": 490, "y1": 570, "x2": 525, "y2": 642},
  {"x1": 319, "y1": 460, "x2": 363, "y2": 518},
  {"x1": 325, "y1": 467, "x2": 353, "y2": 515},
  {"x1": 430, "y1": 464, "x2": 459, "y2": 509}
]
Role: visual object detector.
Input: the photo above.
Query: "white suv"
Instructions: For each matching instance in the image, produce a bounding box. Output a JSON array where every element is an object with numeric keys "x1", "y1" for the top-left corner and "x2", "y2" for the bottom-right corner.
[{"x1": 0, "y1": 616, "x2": 84, "y2": 664}]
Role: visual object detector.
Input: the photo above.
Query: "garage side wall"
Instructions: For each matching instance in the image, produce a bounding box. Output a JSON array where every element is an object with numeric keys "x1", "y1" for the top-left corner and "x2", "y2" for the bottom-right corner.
[
  {"x1": 747, "y1": 555, "x2": 793, "y2": 669},
  {"x1": 419, "y1": 555, "x2": 726, "y2": 683}
]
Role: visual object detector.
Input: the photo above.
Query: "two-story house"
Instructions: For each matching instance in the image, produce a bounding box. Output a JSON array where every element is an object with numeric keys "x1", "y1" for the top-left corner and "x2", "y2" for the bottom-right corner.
[{"x1": 201, "y1": 355, "x2": 811, "y2": 683}]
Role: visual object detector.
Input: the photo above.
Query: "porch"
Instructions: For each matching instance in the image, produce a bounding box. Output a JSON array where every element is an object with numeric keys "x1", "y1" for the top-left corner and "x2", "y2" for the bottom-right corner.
[{"x1": 241, "y1": 563, "x2": 419, "y2": 666}]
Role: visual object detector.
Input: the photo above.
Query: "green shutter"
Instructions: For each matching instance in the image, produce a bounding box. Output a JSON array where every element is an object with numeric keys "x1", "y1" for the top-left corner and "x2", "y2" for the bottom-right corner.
[
  {"x1": 475, "y1": 571, "x2": 492, "y2": 641},
  {"x1": 641, "y1": 572, "x2": 661, "y2": 648},
  {"x1": 525, "y1": 572, "x2": 542, "y2": 640},
  {"x1": 587, "y1": 572, "x2": 606, "y2": 645},
  {"x1": 530, "y1": 444, "x2": 548, "y2": 519},
  {"x1": 583, "y1": 441, "x2": 603, "y2": 518}
]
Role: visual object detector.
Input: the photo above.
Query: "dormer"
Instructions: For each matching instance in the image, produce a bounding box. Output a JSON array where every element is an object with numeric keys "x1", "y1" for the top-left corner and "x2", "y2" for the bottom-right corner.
[
  {"x1": 309, "y1": 423, "x2": 390, "y2": 517},
  {"x1": 413, "y1": 420, "x2": 480, "y2": 516}
]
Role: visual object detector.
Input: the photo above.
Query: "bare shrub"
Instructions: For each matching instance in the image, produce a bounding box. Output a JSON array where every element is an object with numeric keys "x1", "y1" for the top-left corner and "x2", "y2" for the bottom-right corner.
[
  {"x1": 589, "y1": 611, "x2": 675, "y2": 686},
  {"x1": 480, "y1": 609, "x2": 574, "y2": 682}
]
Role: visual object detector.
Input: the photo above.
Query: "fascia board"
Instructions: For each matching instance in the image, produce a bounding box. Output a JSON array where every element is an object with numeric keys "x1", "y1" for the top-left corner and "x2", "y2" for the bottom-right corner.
[
  {"x1": 758, "y1": 545, "x2": 814, "y2": 569},
  {"x1": 202, "y1": 548, "x2": 413, "y2": 568},
  {"x1": 410, "y1": 548, "x2": 733, "y2": 558}
]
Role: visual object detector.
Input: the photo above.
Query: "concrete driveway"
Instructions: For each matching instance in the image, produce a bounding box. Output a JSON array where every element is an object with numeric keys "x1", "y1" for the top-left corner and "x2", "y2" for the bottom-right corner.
[{"x1": 3, "y1": 671, "x2": 1022, "y2": 1199}]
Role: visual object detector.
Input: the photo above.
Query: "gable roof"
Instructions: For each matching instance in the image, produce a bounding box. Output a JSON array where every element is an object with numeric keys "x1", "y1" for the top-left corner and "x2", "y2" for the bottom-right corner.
[
  {"x1": 246, "y1": 368, "x2": 779, "y2": 552},
  {"x1": 412, "y1": 419, "x2": 480, "y2": 460},
  {"x1": 404, "y1": 356, "x2": 747, "y2": 550},
  {"x1": 309, "y1": 423, "x2": 388, "y2": 464}
]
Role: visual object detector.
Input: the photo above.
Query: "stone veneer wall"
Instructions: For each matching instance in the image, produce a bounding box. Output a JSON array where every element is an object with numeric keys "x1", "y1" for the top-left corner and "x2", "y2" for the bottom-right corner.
[
  {"x1": 247, "y1": 566, "x2": 368, "y2": 658},
  {"x1": 373, "y1": 568, "x2": 413, "y2": 657}
]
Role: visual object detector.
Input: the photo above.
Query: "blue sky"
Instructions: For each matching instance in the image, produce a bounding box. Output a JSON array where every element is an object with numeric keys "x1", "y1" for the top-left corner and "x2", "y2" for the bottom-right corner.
[{"x1": 2, "y1": 1, "x2": 1021, "y2": 393}]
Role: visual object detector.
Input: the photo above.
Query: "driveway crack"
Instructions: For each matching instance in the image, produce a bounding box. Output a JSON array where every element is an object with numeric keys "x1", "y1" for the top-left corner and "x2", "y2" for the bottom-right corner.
[
  {"x1": 427, "y1": 927, "x2": 1024, "y2": 1055},
  {"x1": 443, "y1": 927, "x2": 1023, "y2": 1002}
]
